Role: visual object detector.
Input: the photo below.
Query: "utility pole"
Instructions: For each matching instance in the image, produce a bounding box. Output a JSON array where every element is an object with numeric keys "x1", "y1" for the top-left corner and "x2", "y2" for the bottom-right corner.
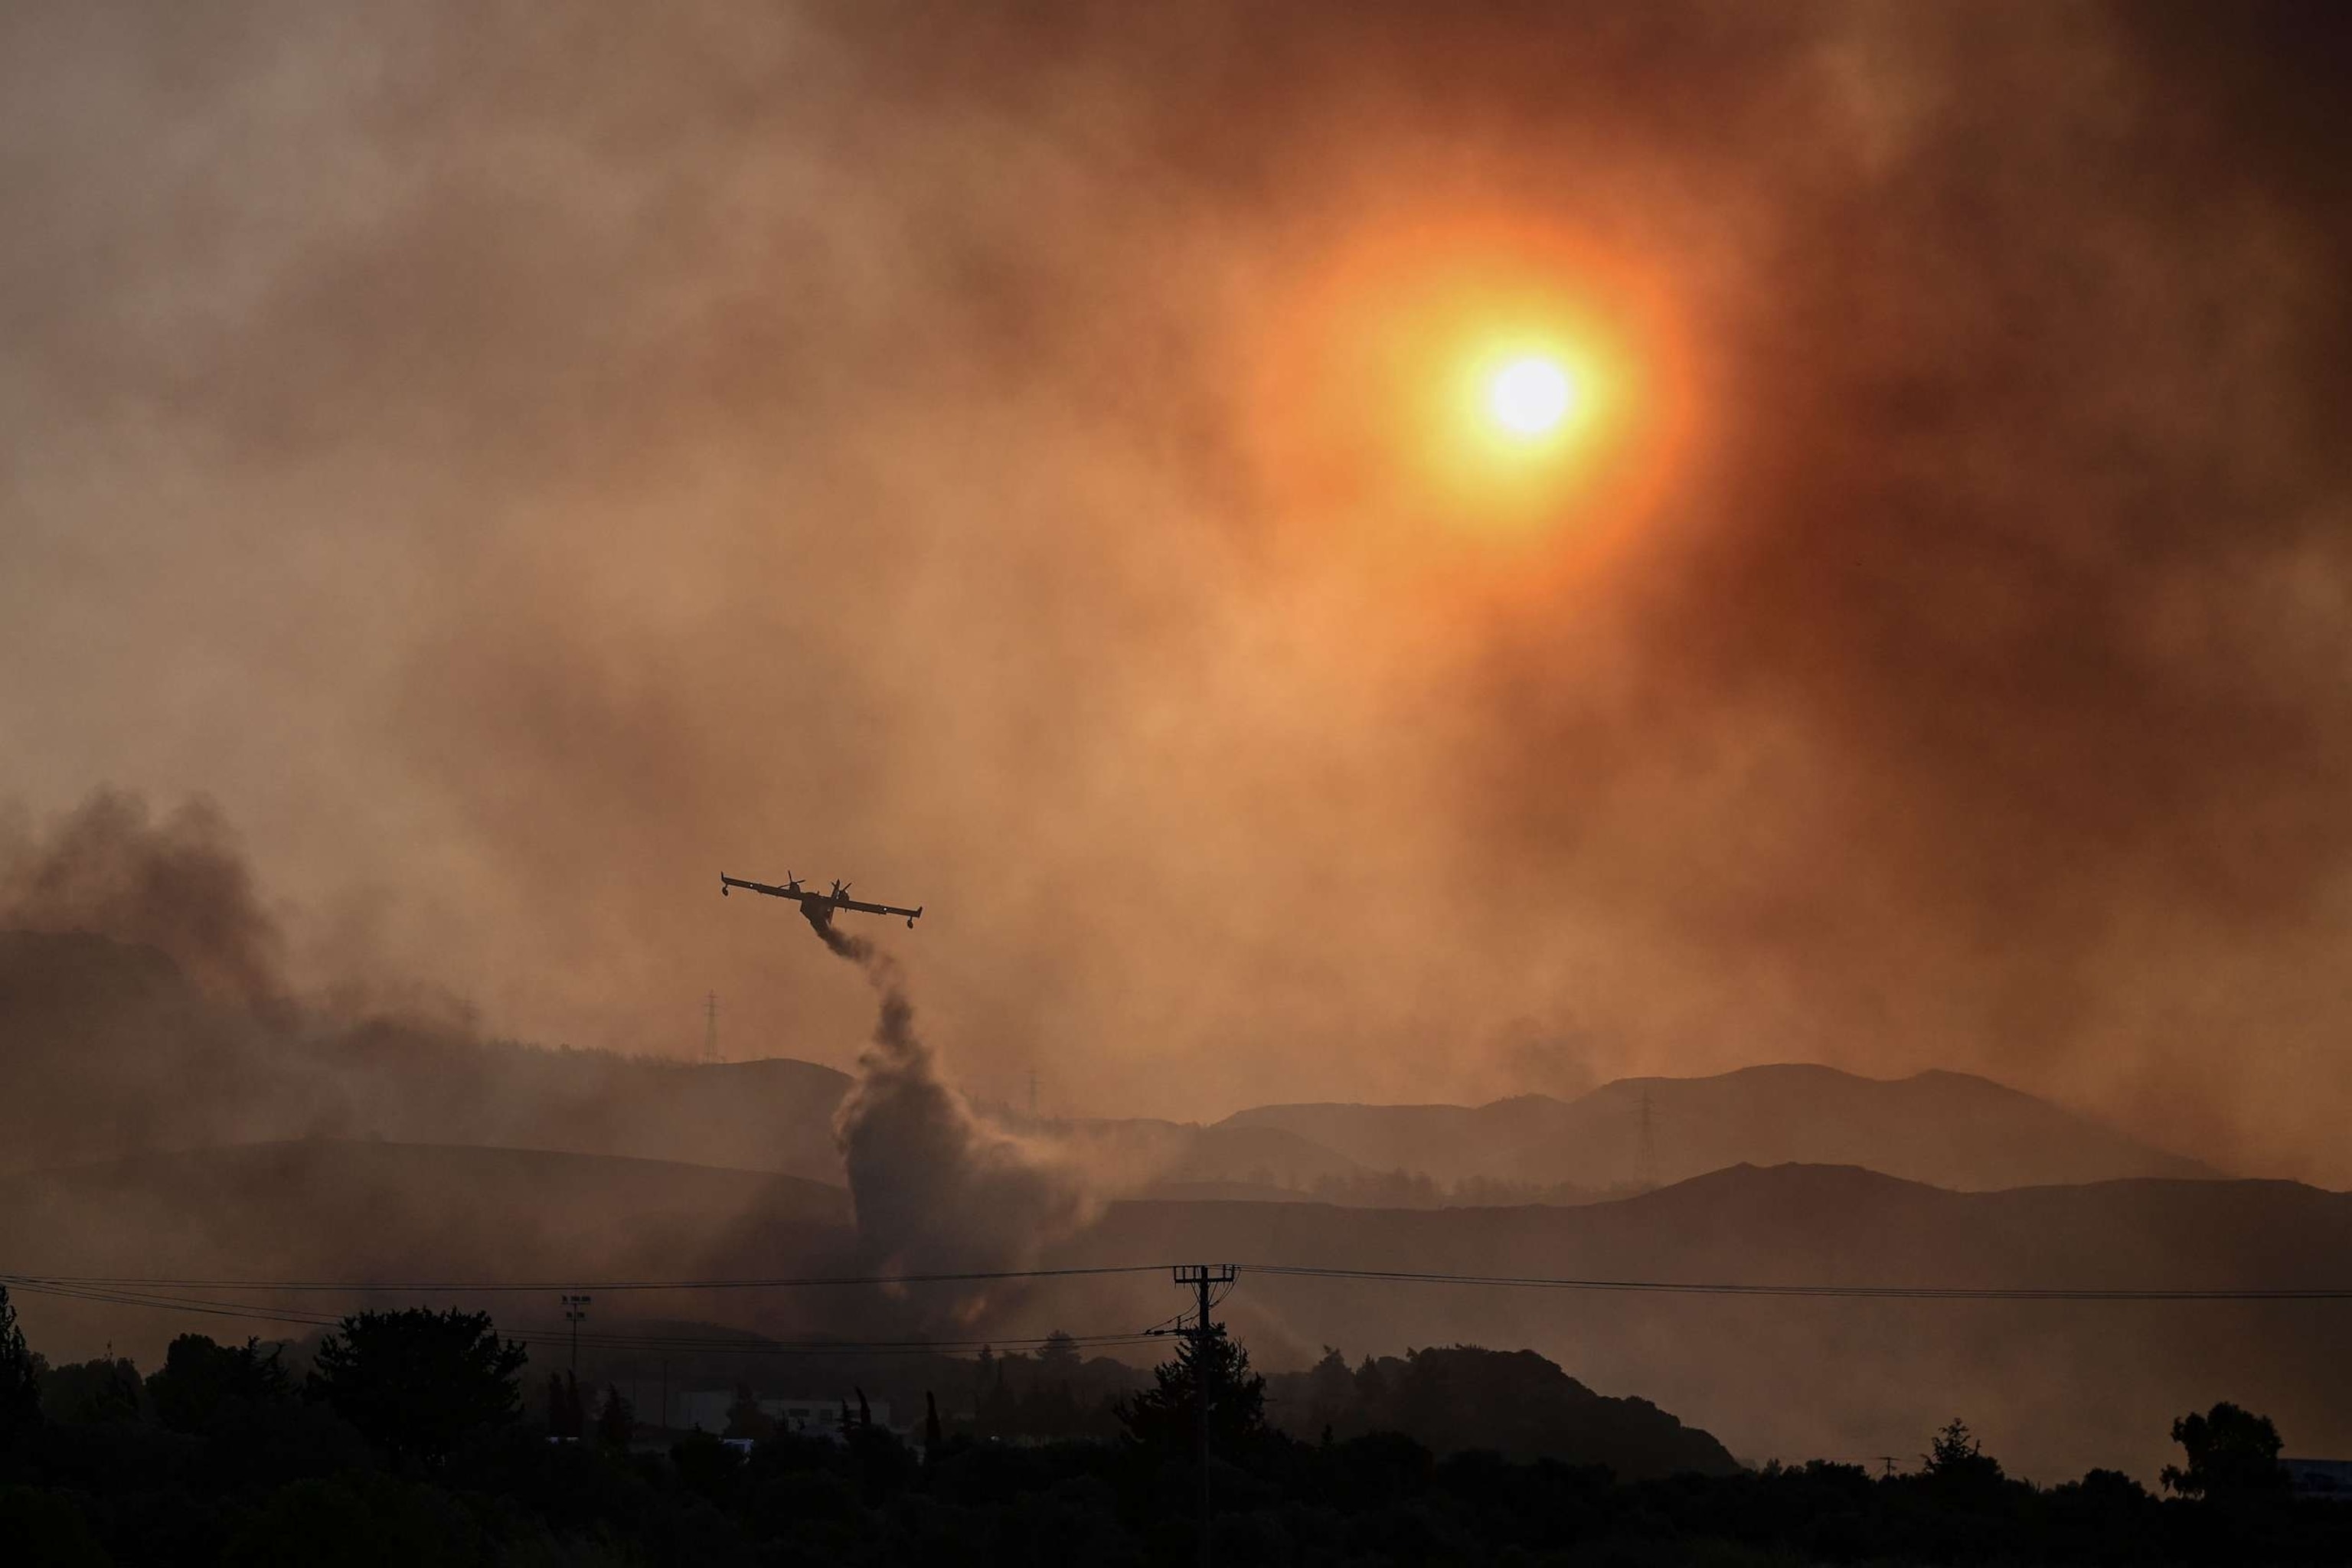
[
  {"x1": 1878, "y1": 1454, "x2": 1898, "y2": 1478},
  {"x1": 704, "y1": 992, "x2": 719, "y2": 1065},
  {"x1": 1171, "y1": 1263, "x2": 1236, "y2": 1568},
  {"x1": 562, "y1": 1293, "x2": 593, "y2": 1375}
]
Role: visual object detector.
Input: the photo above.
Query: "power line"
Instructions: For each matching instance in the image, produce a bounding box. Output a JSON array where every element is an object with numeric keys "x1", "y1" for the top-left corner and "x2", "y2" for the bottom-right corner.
[
  {"x1": 0, "y1": 1263, "x2": 1170, "y2": 1294},
  {"x1": 11, "y1": 1263, "x2": 2349, "y2": 1305},
  {"x1": 0, "y1": 1276, "x2": 1167, "y2": 1359},
  {"x1": 1243, "y1": 1264, "x2": 2352, "y2": 1301}
]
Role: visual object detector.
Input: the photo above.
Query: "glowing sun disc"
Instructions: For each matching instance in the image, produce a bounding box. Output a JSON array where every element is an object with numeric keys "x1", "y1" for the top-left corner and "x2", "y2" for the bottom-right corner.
[{"x1": 1488, "y1": 356, "x2": 1574, "y2": 436}]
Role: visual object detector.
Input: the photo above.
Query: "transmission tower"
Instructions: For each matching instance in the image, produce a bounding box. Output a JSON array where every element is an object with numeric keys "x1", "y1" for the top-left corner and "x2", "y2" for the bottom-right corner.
[{"x1": 1635, "y1": 1087, "x2": 1658, "y2": 1190}]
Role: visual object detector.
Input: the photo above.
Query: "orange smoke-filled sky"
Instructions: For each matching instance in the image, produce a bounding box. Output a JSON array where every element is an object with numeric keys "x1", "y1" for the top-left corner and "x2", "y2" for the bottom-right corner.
[{"x1": 5, "y1": 1, "x2": 2351, "y2": 1181}]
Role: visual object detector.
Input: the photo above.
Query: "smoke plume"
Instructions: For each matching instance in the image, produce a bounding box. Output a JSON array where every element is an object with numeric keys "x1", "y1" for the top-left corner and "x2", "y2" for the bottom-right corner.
[{"x1": 815, "y1": 911, "x2": 1096, "y2": 1287}]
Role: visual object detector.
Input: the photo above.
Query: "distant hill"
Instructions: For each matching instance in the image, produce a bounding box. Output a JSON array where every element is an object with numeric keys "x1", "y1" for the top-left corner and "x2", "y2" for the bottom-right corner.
[
  {"x1": 325, "y1": 1033, "x2": 853, "y2": 1184},
  {"x1": 1265, "y1": 1344, "x2": 1737, "y2": 1478},
  {"x1": 1216, "y1": 1063, "x2": 2217, "y2": 1191},
  {"x1": 1043, "y1": 1115, "x2": 1370, "y2": 1199}
]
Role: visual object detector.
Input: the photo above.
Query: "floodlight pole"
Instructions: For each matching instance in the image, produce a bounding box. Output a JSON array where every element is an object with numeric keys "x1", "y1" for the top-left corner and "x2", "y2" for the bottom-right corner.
[{"x1": 562, "y1": 1292, "x2": 593, "y2": 1375}]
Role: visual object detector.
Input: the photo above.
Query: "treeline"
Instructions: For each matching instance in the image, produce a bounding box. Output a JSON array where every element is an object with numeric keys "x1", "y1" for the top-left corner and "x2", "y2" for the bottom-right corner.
[{"x1": 4, "y1": 1287, "x2": 2349, "y2": 1566}]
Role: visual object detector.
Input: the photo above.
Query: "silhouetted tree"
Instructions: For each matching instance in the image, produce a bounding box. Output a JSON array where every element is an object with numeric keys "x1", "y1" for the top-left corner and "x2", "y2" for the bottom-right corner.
[
  {"x1": 2162, "y1": 1402, "x2": 2286, "y2": 1502},
  {"x1": 671, "y1": 1429, "x2": 744, "y2": 1501},
  {"x1": 976, "y1": 1348, "x2": 1018, "y2": 1438},
  {"x1": 1116, "y1": 1327, "x2": 1266, "y2": 1455},
  {"x1": 1922, "y1": 1417, "x2": 2007, "y2": 1497},
  {"x1": 1303, "y1": 1345, "x2": 1353, "y2": 1432},
  {"x1": 924, "y1": 1390, "x2": 942, "y2": 1456},
  {"x1": 544, "y1": 1370, "x2": 585, "y2": 1440},
  {"x1": 146, "y1": 1335, "x2": 291, "y2": 1434},
  {"x1": 0, "y1": 1285, "x2": 42, "y2": 1440},
  {"x1": 595, "y1": 1384, "x2": 635, "y2": 1452},
  {"x1": 1353, "y1": 1351, "x2": 1390, "y2": 1423},
  {"x1": 305, "y1": 1308, "x2": 525, "y2": 1467},
  {"x1": 41, "y1": 1355, "x2": 142, "y2": 1425},
  {"x1": 1038, "y1": 1331, "x2": 1080, "y2": 1374}
]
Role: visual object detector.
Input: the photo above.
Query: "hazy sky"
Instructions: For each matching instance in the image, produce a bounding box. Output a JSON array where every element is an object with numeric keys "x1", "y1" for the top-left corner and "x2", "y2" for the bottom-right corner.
[{"x1": 5, "y1": 2, "x2": 2350, "y2": 1180}]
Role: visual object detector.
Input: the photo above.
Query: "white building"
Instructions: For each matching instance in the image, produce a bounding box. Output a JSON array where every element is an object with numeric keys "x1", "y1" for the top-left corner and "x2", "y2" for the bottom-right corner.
[
  {"x1": 666, "y1": 1389, "x2": 893, "y2": 1441},
  {"x1": 2284, "y1": 1457, "x2": 2352, "y2": 1501}
]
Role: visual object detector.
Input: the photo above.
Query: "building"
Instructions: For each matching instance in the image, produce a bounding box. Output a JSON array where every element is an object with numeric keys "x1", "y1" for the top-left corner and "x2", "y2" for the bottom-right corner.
[
  {"x1": 666, "y1": 1389, "x2": 893, "y2": 1442},
  {"x1": 2284, "y1": 1457, "x2": 2352, "y2": 1501}
]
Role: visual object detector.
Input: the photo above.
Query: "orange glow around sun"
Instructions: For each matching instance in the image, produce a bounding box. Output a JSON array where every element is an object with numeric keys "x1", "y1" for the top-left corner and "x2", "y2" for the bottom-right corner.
[{"x1": 1241, "y1": 216, "x2": 1697, "y2": 579}]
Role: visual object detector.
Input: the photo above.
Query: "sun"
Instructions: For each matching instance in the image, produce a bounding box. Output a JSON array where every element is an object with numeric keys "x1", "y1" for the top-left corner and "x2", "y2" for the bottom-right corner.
[{"x1": 1488, "y1": 355, "x2": 1576, "y2": 437}]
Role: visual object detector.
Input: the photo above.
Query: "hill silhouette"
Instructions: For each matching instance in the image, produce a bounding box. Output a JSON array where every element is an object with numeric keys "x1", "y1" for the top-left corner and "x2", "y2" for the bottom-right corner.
[
  {"x1": 1217, "y1": 1063, "x2": 2216, "y2": 1192},
  {"x1": 1267, "y1": 1344, "x2": 1737, "y2": 1478}
]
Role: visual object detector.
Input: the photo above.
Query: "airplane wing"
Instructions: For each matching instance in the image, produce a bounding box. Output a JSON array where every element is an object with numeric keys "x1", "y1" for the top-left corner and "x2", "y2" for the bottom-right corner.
[
  {"x1": 720, "y1": 874, "x2": 808, "y2": 901},
  {"x1": 838, "y1": 897, "x2": 922, "y2": 921}
]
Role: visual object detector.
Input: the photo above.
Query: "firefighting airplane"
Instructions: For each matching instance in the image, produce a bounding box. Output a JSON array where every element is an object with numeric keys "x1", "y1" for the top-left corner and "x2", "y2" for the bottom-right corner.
[{"x1": 719, "y1": 872, "x2": 923, "y2": 928}]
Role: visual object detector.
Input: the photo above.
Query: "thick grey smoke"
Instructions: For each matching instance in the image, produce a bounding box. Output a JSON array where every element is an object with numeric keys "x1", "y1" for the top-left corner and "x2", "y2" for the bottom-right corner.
[
  {"x1": 816, "y1": 912, "x2": 1096, "y2": 1288},
  {"x1": 0, "y1": 789, "x2": 853, "y2": 1186},
  {"x1": 5, "y1": 2, "x2": 2352, "y2": 1182}
]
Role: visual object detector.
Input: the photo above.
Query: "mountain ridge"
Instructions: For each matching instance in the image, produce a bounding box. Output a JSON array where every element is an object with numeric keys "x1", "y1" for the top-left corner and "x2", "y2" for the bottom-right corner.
[{"x1": 1216, "y1": 1061, "x2": 2216, "y2": 1191}]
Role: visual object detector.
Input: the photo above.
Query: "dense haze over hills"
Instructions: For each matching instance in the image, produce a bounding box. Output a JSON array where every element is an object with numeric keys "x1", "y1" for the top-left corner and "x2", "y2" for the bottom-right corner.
[
  {"x1": 6, "y1": 1140, "x2": 2343, "y2": 1483},
  {"x1": 0, "y1": 933, "x2": 2213, "y2": 1199},
  {"x1": 7, "y1": 929, "x2": 2320, "y2": 1485},
  {"x1": 1, "y1": 930, "x2": 2344, "y2": 1481},
  {"x1": 0, "y1": 885, "x2": 2328, "y2": 1488}
]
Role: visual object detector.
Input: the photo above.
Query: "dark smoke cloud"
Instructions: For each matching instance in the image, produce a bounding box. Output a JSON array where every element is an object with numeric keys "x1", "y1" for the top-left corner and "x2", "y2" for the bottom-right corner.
[
  {"x1": 815, "y1": 912, "x2": 1096, "y2": 1291},
  {"x1": 0, "y1": 790, "x2": 283, "y2": 1012},
  {"x1": 3, "y1": 1, "x2": 2350, "y2": 1181}
]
